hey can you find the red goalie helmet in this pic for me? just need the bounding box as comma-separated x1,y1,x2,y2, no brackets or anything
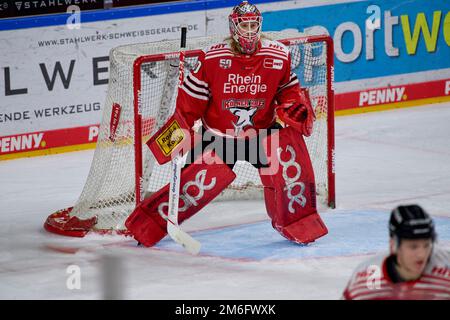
229,1,262,54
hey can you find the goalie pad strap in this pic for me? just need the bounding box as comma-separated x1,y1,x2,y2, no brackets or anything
258,126,328,243
125,151,236,247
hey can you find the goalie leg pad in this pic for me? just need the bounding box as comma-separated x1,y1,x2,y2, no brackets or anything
125,151,236,247
258,126,328,244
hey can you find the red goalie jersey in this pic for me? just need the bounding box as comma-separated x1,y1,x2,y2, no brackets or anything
177,38,304,137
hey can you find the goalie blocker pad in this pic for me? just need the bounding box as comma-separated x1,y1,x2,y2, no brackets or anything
125,151,236,247
147,109,195,165
259,126,328,244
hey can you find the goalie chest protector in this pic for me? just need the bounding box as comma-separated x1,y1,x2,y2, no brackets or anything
177,39,301,138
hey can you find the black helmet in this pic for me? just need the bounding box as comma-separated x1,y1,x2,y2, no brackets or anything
389,205,436,241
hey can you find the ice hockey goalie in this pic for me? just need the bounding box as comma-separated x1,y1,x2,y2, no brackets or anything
125,1,328,247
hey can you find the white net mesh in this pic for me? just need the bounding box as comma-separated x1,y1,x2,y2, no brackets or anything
62,32,333,233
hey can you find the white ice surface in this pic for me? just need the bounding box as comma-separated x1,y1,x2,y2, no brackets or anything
1,102,449,300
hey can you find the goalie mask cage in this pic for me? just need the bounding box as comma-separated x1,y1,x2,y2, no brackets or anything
44,32,335,237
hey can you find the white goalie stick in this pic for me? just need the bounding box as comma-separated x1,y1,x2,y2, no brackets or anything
166,26,201,255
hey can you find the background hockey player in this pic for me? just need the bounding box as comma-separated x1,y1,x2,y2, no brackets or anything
125,1,328,247
343,204,450,300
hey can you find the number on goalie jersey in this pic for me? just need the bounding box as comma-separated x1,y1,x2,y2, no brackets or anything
125,1,328,248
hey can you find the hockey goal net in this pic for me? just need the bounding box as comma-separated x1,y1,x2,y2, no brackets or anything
44,32,335,237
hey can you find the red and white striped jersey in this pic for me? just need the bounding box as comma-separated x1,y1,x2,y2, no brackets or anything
176,38,303,138
342,247,450,300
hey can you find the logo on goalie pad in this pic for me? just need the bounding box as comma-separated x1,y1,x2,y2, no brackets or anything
158,170,216,218
156,120,185,156
277,145,306,213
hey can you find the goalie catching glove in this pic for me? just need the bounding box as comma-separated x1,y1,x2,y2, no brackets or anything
275,88,315,137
